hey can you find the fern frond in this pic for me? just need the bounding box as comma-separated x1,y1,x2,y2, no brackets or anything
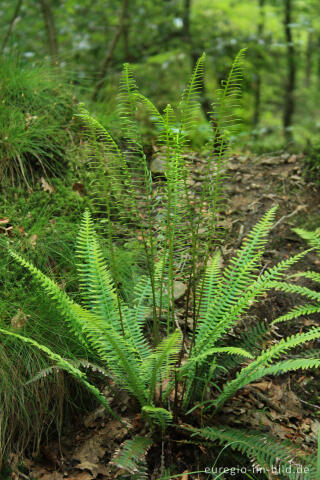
204,48,246,224
209,321,271,379
294,227,320,253
195,207,278,352
291,271,320,284
0,328,123,424
76,209,119,325
188,426,317,479
182,219,309,408
119,63,144,154
183,347,253,368
111,436,153,478
76,103,127,214
196,252,222,320
8,247,88,346
24,365,62,384
211,48,246,143
227,320,270,356
142,406,173,430
120,305,152,361
268,281,320,301
252,357,320,379
214,327,320,411
143,330,182,403
8,247,149,405
179,53,206,140
273,304,320,324
195,247,309,357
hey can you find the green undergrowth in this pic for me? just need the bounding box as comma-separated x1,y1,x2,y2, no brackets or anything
0,181,86,466
0,57,78,186
0,180,144,469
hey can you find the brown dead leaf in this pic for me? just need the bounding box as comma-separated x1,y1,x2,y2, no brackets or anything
72,182,85,196
310,420,320,438
179,471,190,480
29,470,64,480
76,462,96,473
30,233,38,248
73,435,106,477
250,381,270,393
66,473,94,480
283,391,302,417
83,405,107,428
40,473,64,480
0,217,9,224
288,154,297,163
11,309,28,329
40,177,55,193
76,461,110,478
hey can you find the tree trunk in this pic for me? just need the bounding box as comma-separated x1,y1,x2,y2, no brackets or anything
92,0,128,101
1,0,23,54
39,0,59,64
283,0,296,143
182,0,191,42
122,17,131,62
182,0,211,120
304,31,313,88
253,0,265,126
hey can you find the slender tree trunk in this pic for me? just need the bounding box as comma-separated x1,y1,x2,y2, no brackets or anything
1,0,23,54
39,0,59,64
318,35,320,79
183,0,191,42
122,4,131,62
253,0,265,126
304,31,313,88
283,0,296,143
92,0,128,101
182,0,211,120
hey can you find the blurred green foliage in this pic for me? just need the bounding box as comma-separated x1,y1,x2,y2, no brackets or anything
0,56,77,184
1,0,319,151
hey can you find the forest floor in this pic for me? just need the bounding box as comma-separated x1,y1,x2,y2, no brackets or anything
13,151,320,480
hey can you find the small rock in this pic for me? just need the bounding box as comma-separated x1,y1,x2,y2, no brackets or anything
150,156,166,174
281,152,290,161
288,154,297,163
174,281,187,301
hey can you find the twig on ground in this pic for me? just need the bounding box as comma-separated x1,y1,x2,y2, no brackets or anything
270,205,307,232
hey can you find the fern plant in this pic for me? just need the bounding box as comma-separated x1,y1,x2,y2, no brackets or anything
2,209,320,477
269,227,320,325
1,54,320,477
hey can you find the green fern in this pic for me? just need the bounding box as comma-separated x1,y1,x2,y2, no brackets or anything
111,436,153,479
76,51,246,340
271,227,320,325
293,227,320,253
3,208,320,473
3,53,320,476
186,425,317,479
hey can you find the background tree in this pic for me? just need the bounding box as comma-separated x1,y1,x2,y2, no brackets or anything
39,0,59,63
1,0,23,54
283,0,296,143
0,0,319,148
